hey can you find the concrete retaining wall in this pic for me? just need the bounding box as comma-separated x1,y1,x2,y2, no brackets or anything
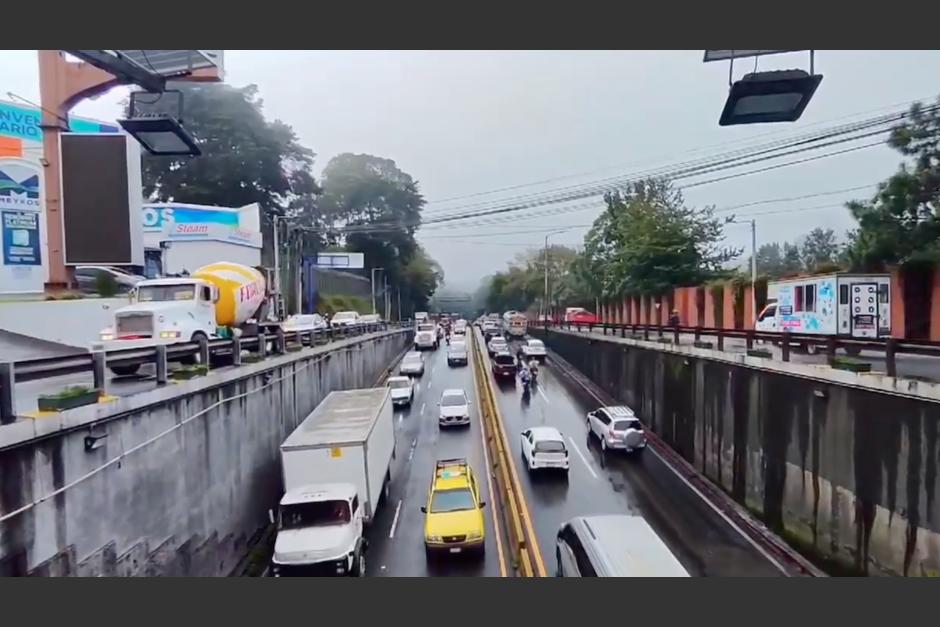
0,298,127,349
0,328,411,576
538,328,940,576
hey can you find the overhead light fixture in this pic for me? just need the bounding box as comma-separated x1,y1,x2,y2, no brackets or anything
118,115,201,156
719,69,823,126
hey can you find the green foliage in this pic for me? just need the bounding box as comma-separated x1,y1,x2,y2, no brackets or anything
800,228,840,271
844,98,940,271
137,84,320,231
94,271,118,297
581,179,739,297
40,385,94,400
318,294,372,316
483,245,585,314
319,153,440,316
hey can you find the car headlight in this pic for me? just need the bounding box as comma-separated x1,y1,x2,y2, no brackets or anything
466,530,483,540
99,331,114,341
159,330,181,339
426,535,443,543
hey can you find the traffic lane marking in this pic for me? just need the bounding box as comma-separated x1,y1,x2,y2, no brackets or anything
567,436,599,479
389,499,404,538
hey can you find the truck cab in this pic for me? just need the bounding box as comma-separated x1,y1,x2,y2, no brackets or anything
97,278,219,350
271,483,367,576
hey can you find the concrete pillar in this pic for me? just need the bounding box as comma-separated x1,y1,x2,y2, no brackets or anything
723,285,736,330
155,345,168,384
0,362,15,424
744,285,755,330
930,269,940,342
92,351,106,393
890,268,906,339
231,337,242,367
704,289,716,328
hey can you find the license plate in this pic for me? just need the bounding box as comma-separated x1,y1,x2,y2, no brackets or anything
449,547,462,554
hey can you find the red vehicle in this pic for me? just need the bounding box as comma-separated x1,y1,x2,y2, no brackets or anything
564,307,598,324
492,352,517,379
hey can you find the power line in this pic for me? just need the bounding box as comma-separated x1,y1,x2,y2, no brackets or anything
424,93,937,207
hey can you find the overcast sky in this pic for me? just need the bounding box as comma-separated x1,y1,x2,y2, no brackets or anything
5,50,940,291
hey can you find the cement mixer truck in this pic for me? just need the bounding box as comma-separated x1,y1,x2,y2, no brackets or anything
94,262,279,375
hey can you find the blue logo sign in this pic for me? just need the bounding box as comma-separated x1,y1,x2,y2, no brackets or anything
2,210,41,266
142,205,240,231
0,103,42,142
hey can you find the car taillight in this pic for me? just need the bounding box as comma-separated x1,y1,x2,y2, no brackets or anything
609,428,618,438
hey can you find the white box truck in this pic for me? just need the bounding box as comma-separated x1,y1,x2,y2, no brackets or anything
755,273,891,352
271,387,395,576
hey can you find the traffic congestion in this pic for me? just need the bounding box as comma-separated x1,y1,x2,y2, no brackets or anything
266,310,785,577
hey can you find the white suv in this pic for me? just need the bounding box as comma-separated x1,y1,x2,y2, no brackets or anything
586,406,646,454
520,427,569,473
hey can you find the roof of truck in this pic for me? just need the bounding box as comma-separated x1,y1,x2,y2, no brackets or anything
282,387,389,450
281,483,357,505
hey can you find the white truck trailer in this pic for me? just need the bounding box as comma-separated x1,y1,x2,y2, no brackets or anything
755,273,891,352
271,387,395,576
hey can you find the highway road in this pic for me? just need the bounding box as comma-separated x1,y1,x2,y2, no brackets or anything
484,334,785,577
568,327,940,382
366,342,505,576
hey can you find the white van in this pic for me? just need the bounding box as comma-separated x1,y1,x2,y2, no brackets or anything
755,274,891,343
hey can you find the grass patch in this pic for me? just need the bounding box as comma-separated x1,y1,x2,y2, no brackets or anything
37,386,99,411
747,348,772,359
829,357,871,373
171,364,209,380
693,340,714,349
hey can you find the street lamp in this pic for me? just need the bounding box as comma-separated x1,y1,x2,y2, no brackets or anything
371,267,385,315
542,228,574,322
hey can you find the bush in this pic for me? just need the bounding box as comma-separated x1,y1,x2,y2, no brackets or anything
94,271,119,297
318,293,372,316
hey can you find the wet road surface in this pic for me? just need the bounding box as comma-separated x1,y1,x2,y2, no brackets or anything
366,343,504,576
486,334,784,577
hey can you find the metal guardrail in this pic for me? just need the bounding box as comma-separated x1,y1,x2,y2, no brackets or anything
470,328,545,577
0,322,405,425
535,320,940,375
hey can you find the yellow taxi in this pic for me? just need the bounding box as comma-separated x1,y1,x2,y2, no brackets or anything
421,458,486,559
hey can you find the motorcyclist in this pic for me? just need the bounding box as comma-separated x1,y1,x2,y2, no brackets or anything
528,358,539,382
516,346,526,367
519,366,531,392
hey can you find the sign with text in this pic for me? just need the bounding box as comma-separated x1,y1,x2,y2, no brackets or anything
2,210,41,265
316,252,365,269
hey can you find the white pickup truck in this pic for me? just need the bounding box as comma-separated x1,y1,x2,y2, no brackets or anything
271,387,394,577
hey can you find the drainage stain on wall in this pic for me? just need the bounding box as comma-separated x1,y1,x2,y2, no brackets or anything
541,329,940,576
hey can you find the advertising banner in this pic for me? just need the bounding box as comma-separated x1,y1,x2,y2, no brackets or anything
2,210,41,265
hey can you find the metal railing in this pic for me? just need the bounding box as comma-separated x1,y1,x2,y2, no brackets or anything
1,322,405,425
533,320,940,375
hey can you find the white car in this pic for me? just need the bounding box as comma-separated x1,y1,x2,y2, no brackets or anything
438,389,471,427
331,311,361,328
400,351,425,377
281,313,327,337
586,406,647,454
520,427,569,473
487,336,508,356
360,313,382,324
447,340,468,366
387,376,415,406
521,339,547,360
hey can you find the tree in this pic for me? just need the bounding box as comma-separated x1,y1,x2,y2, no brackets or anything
319,153,439,313
137,83,320,239
800,227,840,272
845,98,940,270
580,179,739,297
782,242,803,276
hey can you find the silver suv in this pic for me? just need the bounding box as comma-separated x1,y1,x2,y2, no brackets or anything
556,515,689,577
586,406,646,453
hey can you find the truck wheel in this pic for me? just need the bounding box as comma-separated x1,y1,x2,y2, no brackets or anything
806,343,819,355
355,552,367,577
110,364,141,377
844,346,862,357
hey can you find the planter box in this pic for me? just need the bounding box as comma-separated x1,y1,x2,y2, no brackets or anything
654,337,672,344
172,365,209,381
285,343,304,353
829,357,871,373
747,348,772,359
38,389,99,412
243,354,265,364
693,340,714,349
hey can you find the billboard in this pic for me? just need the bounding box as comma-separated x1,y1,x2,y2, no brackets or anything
61,134,144,266
315,252,365,269
2,210,41,265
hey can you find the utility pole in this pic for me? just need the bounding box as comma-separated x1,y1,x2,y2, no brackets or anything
397,287,402,322
750,219,757,324
384,276,390,321
371,267,384,315
273,215,282,318
543,228,573,321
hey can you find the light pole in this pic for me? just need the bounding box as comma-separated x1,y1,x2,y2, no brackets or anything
542,228,574,322
371,267,385,315
730,218,758,324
